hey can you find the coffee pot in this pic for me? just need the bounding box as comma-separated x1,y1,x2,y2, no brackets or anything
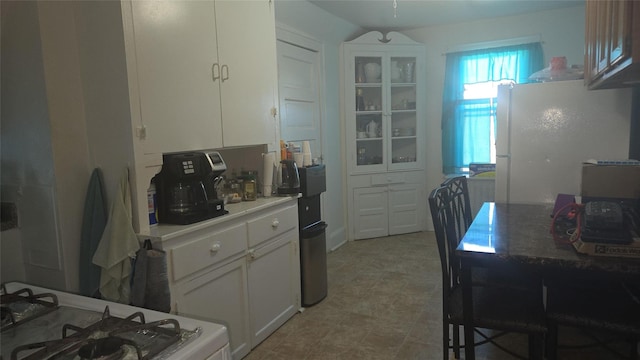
276,159,301,195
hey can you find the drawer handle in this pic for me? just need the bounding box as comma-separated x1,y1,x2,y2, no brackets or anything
272,219,279,228
210,242,221,254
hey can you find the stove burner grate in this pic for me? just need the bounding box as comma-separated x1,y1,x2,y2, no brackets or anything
11,306,187,360
1,284,59,332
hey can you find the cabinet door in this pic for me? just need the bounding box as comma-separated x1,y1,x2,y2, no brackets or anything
388,183,424,235
353,187,388,240
247,233,300,347
351,53,386,173
128,0,223,154
215,0,277,147
347,49,424,174
389,55,419,171
175,258,251,360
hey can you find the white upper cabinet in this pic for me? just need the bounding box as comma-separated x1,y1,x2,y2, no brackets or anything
128,0,224,154
215,0,278,148
124,0,278,154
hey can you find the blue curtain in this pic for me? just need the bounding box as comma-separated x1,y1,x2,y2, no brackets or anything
441,42,543,174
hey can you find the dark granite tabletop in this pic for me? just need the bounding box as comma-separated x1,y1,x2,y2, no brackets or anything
456,202,640,276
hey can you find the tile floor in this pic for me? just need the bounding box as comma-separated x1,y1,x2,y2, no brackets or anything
245,232,637,360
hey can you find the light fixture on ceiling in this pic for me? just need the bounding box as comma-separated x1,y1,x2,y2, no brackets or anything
393,0,398,18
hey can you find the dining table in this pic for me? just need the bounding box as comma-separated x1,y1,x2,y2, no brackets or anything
456,202,640,360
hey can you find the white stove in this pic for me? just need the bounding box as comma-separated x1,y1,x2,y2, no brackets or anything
1,282,230,360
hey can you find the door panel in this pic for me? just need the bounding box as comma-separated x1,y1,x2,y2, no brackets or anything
353,187,388,239
277,40,321,157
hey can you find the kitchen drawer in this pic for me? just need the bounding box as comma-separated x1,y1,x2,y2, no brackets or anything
247,204,298,248
170,223,247,281
370,173,406,186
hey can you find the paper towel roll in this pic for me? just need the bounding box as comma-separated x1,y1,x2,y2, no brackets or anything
303,153,312,167
293,153,304,167
262,152,276,197
302,141,311,154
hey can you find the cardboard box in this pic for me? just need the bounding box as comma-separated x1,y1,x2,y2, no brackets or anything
469,163,496,178
581,164,640,199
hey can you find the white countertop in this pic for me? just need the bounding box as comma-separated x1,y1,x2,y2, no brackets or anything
138,195,299,242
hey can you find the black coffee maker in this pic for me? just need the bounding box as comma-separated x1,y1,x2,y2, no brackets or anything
155,152,227,225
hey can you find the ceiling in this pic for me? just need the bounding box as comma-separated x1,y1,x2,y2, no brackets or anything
308,0,584,31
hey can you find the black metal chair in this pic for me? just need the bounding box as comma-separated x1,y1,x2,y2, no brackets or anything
441,176,473,237
545,276,640,359
440,176,541,292
429,185,547,360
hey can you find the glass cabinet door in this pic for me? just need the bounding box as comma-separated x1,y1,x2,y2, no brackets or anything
389,56,417,168
354,56,384,167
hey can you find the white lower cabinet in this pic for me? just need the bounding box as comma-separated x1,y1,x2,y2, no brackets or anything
351,173,426,240
248,234,299,346
158,198,300,360
176,258,250,359
246,203,300,347
353,187,389,239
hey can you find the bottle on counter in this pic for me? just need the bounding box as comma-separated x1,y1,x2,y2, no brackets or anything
242,171,257,201
147,181,157,225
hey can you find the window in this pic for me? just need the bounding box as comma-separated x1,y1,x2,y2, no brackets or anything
441,43,543,174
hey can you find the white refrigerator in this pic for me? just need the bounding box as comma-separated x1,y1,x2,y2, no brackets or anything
495,80,632,204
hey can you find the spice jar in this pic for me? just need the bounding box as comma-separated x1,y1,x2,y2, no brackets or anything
242,171,257,201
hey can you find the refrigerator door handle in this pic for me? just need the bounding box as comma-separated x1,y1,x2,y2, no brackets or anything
496,154,510,158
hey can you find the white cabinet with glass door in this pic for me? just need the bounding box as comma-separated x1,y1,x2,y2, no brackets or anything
342,31,427,240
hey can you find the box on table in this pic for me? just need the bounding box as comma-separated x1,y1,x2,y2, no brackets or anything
581,163,640,200
469,163,496,178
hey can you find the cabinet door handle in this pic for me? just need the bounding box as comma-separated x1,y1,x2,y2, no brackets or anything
210,242,221,254
248,249,256,260
221,64,229,82
272,219,280,228
212,63,220,81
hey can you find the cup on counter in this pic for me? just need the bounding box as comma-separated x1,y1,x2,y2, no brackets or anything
303,153,312,167
293,152,304,167
302,141,311,154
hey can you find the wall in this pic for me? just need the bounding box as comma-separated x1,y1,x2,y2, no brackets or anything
276,2,587,236
1,1,92,291
275,1,361,250
404,5,587,229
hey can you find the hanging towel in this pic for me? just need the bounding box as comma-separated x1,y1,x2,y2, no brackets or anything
92,168,140,304
79,168,107,297
131,239,171,313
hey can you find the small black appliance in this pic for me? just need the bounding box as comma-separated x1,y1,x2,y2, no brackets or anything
155,152,227,225
276,159,300,195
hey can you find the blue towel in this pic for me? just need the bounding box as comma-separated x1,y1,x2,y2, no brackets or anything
79,168,107,297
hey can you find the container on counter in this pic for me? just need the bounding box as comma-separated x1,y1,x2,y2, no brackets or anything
147,182,157,225
242,171,257,201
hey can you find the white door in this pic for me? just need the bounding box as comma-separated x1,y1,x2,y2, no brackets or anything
277,40,322,159
353,187,389,240
388,183,421,235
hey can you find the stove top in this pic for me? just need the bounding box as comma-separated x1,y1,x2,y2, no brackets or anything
1,283,229,360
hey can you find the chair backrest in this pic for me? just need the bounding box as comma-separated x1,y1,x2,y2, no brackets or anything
428,186,460,295
441,176,473,242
